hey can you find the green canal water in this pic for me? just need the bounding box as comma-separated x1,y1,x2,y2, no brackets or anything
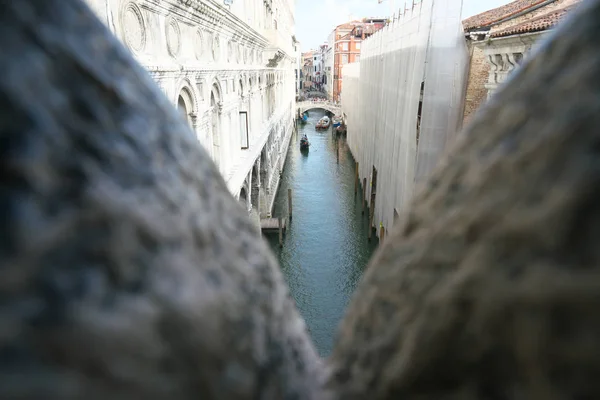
266,109,378,357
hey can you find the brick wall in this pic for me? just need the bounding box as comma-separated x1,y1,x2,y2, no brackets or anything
463,44,489,124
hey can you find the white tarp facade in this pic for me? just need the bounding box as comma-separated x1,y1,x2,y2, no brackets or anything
342,0,468,238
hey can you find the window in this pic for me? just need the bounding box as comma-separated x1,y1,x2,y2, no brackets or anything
342,42,349,51
356,42,361,50
239,111,249,149
341,54,348,64
314,66,317,72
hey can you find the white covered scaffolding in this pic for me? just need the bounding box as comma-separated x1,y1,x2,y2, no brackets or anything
341,0,468,238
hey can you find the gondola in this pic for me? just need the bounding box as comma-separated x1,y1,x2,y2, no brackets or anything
300,134,310,150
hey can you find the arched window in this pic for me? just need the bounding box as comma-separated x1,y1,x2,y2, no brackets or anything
239,79,249,149
177,87,194,127
178,95,187,119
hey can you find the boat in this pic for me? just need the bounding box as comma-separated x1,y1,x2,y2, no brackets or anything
300,134,310,150
298,111,309,125
315,116,331,130
332,115,342,128
336,123,347,135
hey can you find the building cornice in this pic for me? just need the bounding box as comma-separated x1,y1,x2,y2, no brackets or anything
472,30,545,49
165,0,270,48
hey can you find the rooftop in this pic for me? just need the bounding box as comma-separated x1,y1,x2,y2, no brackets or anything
463,0,552,31
490,2,576,37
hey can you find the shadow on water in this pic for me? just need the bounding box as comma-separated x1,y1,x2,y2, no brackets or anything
265,109,378,357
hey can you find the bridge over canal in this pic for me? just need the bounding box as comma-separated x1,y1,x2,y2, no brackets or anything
297,100,341,115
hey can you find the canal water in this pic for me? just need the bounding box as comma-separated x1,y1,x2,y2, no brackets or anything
266,109,378,357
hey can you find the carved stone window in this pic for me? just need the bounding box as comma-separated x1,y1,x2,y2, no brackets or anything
213,35,221,62
121,2,146,53
166,17,181,58
227,41,233,62
195,29,204,60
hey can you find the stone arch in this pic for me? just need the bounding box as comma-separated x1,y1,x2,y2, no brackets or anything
211,78,224,99
251,161,260,212
239,185,248,204
260,146,269,193
210,80,223,169
176,80,197,127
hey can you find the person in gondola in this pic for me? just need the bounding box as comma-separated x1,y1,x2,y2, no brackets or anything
300,134,309,149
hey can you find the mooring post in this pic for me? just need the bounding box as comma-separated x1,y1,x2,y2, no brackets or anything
354,162,359,196
288,188,293,220
337,140,340,164
278,217,283,248
368,214,373,242
380,223,385,245
362,177,367,215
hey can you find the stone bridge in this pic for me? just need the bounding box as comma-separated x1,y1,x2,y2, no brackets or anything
297,100,341,115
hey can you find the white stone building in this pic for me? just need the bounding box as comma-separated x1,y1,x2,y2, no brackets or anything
295,41,302,96
324,32,334,99
85,0,297,222
313,44,327,88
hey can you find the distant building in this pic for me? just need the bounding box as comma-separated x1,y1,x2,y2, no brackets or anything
302,50,314,89
463,0,581,123
295,38,302,96
324,43,334,98
326,18,386,102
314,45,324,90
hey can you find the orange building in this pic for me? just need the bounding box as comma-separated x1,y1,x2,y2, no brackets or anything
327,18,386,102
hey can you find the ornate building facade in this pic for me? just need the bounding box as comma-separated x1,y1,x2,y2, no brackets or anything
85,0,298,223
463,0,580,123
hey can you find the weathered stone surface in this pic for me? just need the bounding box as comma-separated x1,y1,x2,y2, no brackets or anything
4,0,600,398
0,1,322,399
327,0,600,398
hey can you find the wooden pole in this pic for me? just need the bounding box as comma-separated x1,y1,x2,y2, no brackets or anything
278,217,283,248
368,214,373,241
288,188,293,220
337,139,340,163
362,177,367,215
380,223,385,245
354,162,359,196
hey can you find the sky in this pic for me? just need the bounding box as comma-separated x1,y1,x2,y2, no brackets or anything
296,0,514,50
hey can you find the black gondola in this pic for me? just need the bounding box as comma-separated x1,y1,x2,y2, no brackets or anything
300,134,310,150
